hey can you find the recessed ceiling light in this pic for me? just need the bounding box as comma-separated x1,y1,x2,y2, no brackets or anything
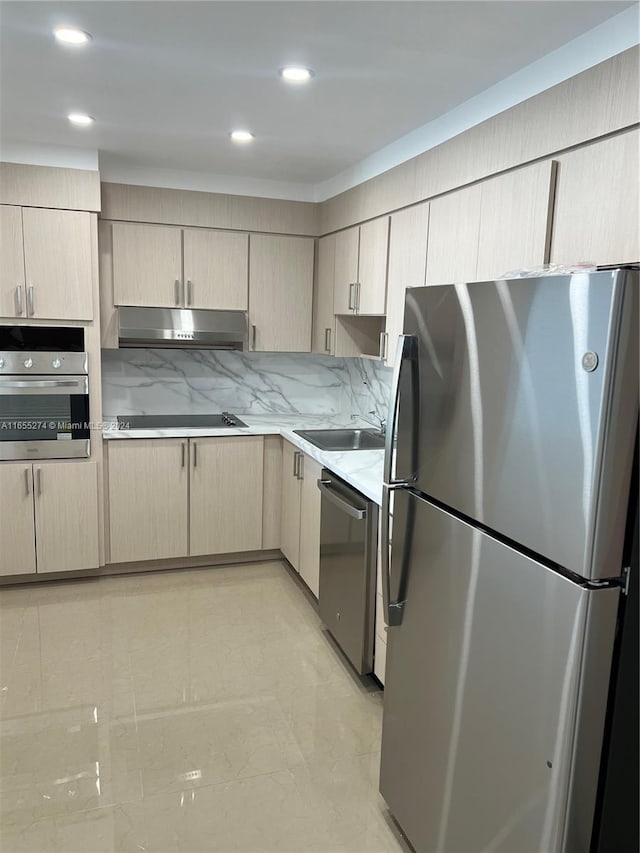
230,130,254,143
54,26,92,45
68,113,94,127
280,66,314,83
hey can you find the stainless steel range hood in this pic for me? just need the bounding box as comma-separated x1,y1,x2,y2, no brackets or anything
118,307,247,350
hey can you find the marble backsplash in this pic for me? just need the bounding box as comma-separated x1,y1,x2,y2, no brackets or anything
101,349,392,421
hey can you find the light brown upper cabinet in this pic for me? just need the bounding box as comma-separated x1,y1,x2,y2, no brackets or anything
249,234,314,352
357,217,390,314
475,160,556,281
312,234,336,355
426,161,555,286
384,203,429,367
426,184,482,286
111,221,249,311
0,206,93,321
0,205,25,318
112,221,182,308
189,436,263,557
333,227,360,314
183,229,248,310
551,129,640,266
22,209,94,321
333,218,389,315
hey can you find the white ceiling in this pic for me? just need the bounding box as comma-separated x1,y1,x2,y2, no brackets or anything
0,1,636,200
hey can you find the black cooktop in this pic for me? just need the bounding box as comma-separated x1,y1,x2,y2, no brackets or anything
117,413,248,429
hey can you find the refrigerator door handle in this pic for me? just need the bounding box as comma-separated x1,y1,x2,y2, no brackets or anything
384,333,418,485
381,484,406,626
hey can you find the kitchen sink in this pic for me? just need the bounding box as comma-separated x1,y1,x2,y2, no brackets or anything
293,428,385,451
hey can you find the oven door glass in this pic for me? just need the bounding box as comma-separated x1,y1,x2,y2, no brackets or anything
0,376,90,456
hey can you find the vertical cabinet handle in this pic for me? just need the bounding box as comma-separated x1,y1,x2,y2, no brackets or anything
181,442,186,468
15,285,23,316
174,279,181,306
192,442,198,468
348,283,355,311
36,467,42,497
324,327,332,353
252,324,257,350
24,467,31,496
297,453,304,481
27,286,35,317
292,450,298,478
186,280,193,306
379,332,388,360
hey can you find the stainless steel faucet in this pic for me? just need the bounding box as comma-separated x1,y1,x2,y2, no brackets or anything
352,410,386,437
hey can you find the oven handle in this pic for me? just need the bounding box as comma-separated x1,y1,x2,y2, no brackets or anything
0,377,89,395
317,478,366,520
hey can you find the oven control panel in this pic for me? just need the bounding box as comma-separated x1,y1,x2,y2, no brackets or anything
0,352,89,375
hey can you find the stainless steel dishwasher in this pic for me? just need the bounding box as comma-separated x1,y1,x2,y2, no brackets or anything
317,470,378,675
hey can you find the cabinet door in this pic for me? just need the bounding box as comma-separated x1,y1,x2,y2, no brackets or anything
333,226,360,314
108,439,188,564
551,130,640,266
476,160,556,281
312,234,336,355
189,436,264,556
22,208,93,321
34,462,99,573
298,454,322,597
426,184,482,285
183,228,249,311
357,216,389,314
112,222,182,308
0,205,25,319
0,464,36,576
249,234,314,352
280,441,302,569
385,203,429,367
262,436,282,550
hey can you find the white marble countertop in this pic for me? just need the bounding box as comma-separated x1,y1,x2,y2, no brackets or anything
103,414,385,504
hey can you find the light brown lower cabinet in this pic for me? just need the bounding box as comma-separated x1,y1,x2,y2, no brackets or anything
280,441,302,568
107,436,264,564
298,454,322,597
35,462,100,574
189,436,263,556
280,441,322,597
0,463,36,576
108,439,189,564
0,461,99,576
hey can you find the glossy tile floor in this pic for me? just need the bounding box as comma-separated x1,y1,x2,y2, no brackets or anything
1,561,410,853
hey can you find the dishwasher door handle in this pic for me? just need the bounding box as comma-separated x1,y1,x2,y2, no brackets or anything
317,479,366,520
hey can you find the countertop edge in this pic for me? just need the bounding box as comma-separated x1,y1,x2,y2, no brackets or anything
102,420,384,505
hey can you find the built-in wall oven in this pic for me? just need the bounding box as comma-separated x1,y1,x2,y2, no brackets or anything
0,326,90,460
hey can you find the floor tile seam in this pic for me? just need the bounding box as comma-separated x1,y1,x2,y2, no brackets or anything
136,759,312,803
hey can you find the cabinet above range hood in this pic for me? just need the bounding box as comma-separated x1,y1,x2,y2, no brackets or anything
117,307,247,350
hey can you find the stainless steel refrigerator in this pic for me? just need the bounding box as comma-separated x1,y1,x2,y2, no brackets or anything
379,268,638,853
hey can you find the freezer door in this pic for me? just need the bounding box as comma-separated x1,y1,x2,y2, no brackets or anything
379,491,619,853
395,269,638,579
